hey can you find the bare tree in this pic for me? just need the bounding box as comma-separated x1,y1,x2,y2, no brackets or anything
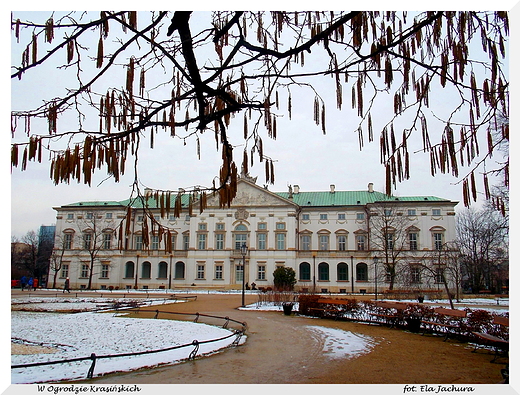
368,202,412,290
456,207,508,293
11,11,509,249
48,235,67,289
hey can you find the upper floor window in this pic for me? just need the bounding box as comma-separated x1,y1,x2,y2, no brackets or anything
408,209,416,216
258,222,267,230
409,233,418,251
301,235,311,251
151,235,160,250
356,234,366,251
234,224,248,250
432,209,441,216
198,223,207,231
135,235,143,250
216,223,225,230
83,233,92,249
103,233,112,249
276,233,286,250
433,233,443,250
197,234,207,250
276,222,286,230
384,209,392,216
67,213,74,220
356,213,365,220
86,212,94,220
63,232,73,249
216,234,225,250
338,213,346,220
106,213,113,219
319,235,329,250
302,214,310,221
320,214,328,221
257,233,267,250
337,235,347,251
385,232,394,250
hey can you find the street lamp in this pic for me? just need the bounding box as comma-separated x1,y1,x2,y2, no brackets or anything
240,243,248,307
312,251,317,293
374,256,379,300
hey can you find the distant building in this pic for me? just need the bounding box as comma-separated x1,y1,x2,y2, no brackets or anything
52,176,458,293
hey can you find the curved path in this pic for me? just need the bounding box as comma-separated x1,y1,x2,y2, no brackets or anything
77,293,504,384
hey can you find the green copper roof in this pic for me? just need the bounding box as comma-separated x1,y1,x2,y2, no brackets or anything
276,190,450,207
62,189,451,210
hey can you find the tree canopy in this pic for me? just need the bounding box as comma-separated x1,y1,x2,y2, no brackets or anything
11,11,509,236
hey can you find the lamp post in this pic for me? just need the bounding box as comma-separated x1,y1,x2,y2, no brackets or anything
168,253,172,289
374,256,379,300
240,243,248,307
350,256,354,294
312,251,317,293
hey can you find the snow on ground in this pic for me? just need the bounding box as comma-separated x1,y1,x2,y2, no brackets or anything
11,311,240,384
305,326,379,360
11,292,507,384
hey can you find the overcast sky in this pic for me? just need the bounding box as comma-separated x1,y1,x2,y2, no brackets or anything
9,6,515,239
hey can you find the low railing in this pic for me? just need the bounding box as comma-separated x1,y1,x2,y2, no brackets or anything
11,308,247,380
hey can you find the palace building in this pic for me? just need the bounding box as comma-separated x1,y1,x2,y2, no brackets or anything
52,176,458,293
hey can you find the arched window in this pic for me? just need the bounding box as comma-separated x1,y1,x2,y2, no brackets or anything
299,262,311,281
356,262,368,281
234,224,248,250
175,261,185,279
125,261,135,278
337,262,349,281
141,261,151,278
318,262,329,281
158,261,168,279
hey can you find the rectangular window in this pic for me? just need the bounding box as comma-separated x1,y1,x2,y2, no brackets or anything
257,233,267,250
302,214,310,221
103,233,111,249
337,235,347,251
199,223,207,230
81,264,89,278
216,223,225,230
410,266,421,283
64,233,73,249
197,265,205,279
183,235,190,250
106,213,112,219
432,209,441,216
435,267,445,283
258,265,266,280
216,234,224,250
408,209,416,216
84,233,92,250
61,264,69,278
236,265,244,282
101,264,109,278
385,233,394,250
86,212,94,219
215,265,223,280
171,235,176,250
135,235,143,250
301,235,311,251
258,222,267,230
197,234,207,250
384,209,392,216
434,233,443,250
409,233,418,250
276,233,285,250
320,214,328,221
276,222,286,230
356,235,366,251
67,213,74,220
151,235,160,250
319,235,329,250
356,213,365,220
338,213,346,220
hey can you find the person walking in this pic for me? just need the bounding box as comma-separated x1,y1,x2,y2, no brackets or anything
28,277,34,291
64,277,70,293
20,276,27,291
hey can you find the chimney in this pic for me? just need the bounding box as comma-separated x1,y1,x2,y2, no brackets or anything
293,185,300,194
330,184,335,193
368,183,374,193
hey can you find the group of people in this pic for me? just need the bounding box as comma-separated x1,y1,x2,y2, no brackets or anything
20,276,38,291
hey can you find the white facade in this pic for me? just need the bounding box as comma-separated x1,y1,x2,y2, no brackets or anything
53,178,458,293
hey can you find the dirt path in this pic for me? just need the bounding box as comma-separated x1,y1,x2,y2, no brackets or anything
77,293,505,385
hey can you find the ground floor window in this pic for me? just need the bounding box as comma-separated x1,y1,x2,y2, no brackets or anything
197,265,205,279
318,262,329,281
257,265,266,280
299,262,311,281
175,261,185,279
215,265,223,279
125,261,135,278
356,262,368,281
337,262,348,281
158,262,168,278
101,264,109,279
236,264,244,282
